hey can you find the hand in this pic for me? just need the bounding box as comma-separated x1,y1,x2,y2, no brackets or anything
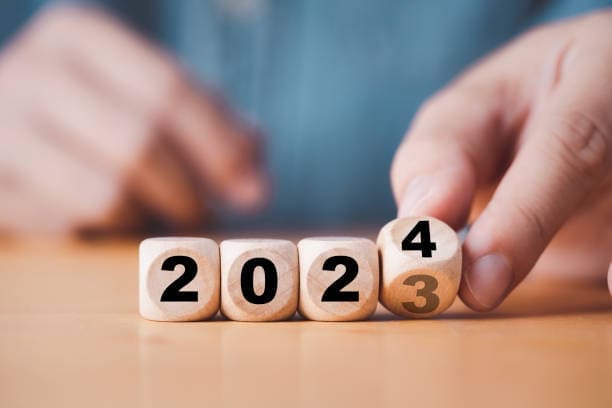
391,10,612,311
0,5,267,236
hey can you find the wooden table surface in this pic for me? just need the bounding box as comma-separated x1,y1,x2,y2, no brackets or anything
0,238,611,407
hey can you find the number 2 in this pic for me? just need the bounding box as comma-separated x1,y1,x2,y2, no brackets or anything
160,255,199,302
321,256,359,302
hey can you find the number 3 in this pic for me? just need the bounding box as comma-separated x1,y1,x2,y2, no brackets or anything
401,274,440,314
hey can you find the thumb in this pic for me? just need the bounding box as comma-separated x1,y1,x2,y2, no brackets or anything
460,58,612,310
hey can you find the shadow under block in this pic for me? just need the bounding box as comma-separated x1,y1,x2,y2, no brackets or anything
377,216,461,318
220,239,298,321
139,237,220,321
298,237,379,321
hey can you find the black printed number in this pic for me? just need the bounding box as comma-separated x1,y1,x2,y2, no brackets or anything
401,274,440,314
401,220,437,258
160,256,199,302
321,256,359,302
241,257,278,304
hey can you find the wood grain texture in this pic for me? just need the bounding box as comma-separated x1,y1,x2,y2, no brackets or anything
378,216,461,318
298,237,379,321
220,239,298,321
0,237,610,408
139,237,219,321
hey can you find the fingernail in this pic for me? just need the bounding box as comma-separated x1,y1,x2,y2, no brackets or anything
464,253,513,310
397,175,434,217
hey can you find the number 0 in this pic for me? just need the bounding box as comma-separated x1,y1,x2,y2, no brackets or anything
241,257,278,304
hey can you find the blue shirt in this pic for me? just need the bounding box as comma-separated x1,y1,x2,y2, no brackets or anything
1,0,610,229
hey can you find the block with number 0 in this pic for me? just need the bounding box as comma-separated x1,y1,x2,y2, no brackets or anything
377,216,461,318
220,239,299,321
298,237,379,321
139,237,220,321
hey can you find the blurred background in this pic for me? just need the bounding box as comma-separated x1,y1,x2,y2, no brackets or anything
0,0,609,236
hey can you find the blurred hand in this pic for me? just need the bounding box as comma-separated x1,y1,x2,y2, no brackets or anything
391,10,612,311
0,5,267,236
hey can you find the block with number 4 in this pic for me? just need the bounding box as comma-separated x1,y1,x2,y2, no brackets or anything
377,216,461,318
220,239,299,321
139,237,220,321
298,237,379,321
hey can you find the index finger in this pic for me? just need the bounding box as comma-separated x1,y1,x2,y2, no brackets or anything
27,4,268,210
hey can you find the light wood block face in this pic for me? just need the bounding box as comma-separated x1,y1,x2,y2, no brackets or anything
220,239,298,322
298,237,379,321
139,237,220,321
377,216,461,318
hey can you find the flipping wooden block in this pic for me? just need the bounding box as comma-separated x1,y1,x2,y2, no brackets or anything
377,216,461,318
139,237,220,321
220,239,298,321
298,237,379,321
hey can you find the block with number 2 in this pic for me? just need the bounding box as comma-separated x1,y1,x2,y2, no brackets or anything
298,237,379,321
139,237,220,321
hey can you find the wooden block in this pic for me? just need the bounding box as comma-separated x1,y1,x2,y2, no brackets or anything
220,239,298,321
377,216,461,318
139,237,220,321
298,237,379,321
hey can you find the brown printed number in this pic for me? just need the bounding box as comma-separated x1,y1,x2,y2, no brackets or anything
401,274,440,313
401,220,439,313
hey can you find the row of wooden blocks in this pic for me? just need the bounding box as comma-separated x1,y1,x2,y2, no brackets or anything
139,216,462,322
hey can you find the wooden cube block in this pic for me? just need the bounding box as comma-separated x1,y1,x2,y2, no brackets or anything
377,216,461,318
220,239,298,321
139,237,220,321
298,237,379,321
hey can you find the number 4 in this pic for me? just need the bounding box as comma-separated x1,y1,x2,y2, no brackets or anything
401,220,437,258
